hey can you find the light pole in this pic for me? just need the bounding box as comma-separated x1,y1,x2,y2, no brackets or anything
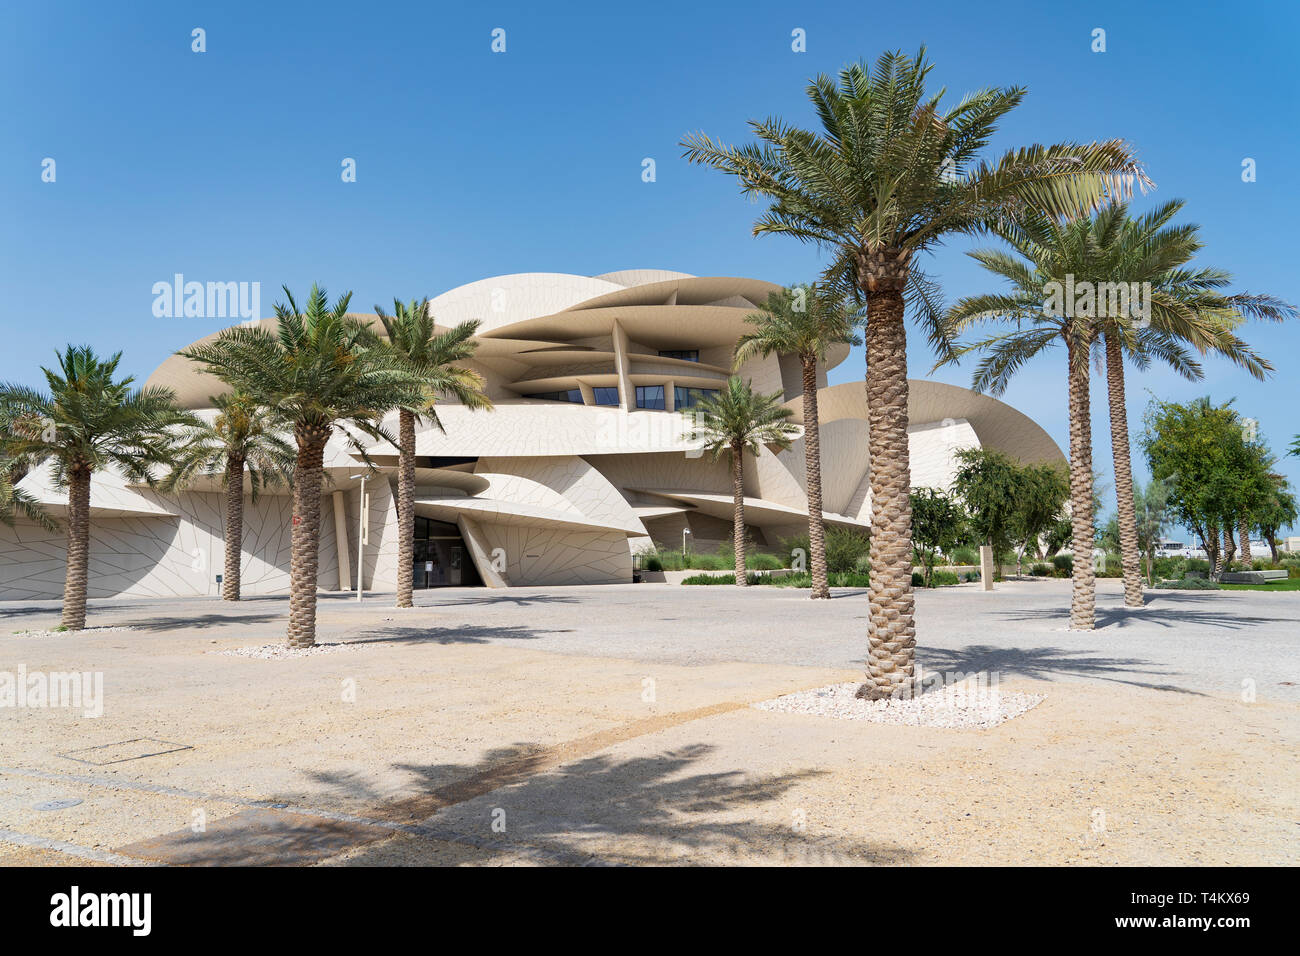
682,527,691,554
350,473,367,602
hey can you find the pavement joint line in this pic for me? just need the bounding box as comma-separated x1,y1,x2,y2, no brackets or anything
0,827,147,866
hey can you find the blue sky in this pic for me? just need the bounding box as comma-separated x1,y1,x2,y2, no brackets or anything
3,0,1297,536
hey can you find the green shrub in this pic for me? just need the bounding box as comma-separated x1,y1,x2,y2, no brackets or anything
1153,577,1221,590
681,572,740,585
1052,554,1073,577
1097,554,1123,578
779,527,870,574
1184,558,1211,572
930,569,960,587
641,553,663,572
747,552,785,571
949,547,977,566
1030,562,1052,576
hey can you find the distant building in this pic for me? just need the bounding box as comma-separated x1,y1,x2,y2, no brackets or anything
2,270,1064,597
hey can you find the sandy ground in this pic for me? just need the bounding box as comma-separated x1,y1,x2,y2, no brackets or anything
1,581,1296,866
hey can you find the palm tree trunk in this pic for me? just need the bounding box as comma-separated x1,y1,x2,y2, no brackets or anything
1222,525,1236,568
1103,333,1143,608
222,453,245,601
732,440,748,587
1066,338,1096,630
287,427,329,647
395,408,415,608
61,465,92,630
1205,521,1222,579
802,356,829,600
1238,518,1252,564
857,287,915,699
1268,535,1279,564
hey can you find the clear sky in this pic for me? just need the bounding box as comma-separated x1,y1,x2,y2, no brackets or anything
3,0,1297,536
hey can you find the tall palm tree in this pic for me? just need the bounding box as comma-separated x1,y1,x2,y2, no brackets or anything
940,213,1120,628
375,298,492,609
1082,201,1292,607
683,377,799,586
181,285,426,647
159,392,296,601
683,48,1146,696
0,346,192,629
734,284,860,599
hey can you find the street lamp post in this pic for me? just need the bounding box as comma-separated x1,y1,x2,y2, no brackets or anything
350,473,367,602
682,527,691,554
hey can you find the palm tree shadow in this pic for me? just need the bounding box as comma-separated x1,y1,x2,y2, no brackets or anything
999,596,1289,631
919,643,1206,696
298,743,914,866
346,624,545,646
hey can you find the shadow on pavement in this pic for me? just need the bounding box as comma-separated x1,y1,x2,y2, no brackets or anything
920,644,1206,696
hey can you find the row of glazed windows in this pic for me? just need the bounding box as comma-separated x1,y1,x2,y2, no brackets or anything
523,385,719,410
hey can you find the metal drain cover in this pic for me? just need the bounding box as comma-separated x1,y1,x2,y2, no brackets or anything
34,798,83,811
58,737,194,765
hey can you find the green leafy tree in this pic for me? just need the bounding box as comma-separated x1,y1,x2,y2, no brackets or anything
1009,463,1069,576
951,448,1022,584
1252,478,1297,564
1133,479,1172,583
682,47,1146,695
1141,396,1263,579
376,298,493,609
735,283,861,599
160,392,297,601
0,347,193,629
910,487,965,587
683,377,799,587
181,284,426,647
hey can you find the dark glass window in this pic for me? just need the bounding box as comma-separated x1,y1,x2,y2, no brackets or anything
674,386,719,410
592,386,620,406
635,385,665,410
523,389,583,403
658,349,699,362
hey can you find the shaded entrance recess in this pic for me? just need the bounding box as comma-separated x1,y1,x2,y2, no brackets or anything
413,517,483,588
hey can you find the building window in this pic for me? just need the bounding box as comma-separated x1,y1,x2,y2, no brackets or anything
674,386,719,410
635,385,665,410
658,349,699,362
523,389,583,403
592,386,620,406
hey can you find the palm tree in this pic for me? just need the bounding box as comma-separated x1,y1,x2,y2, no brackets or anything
683,377,799,586
1082,201,1292,607
734,284,861,599
682,48,1146,696
159,392,296,601
181,285,426,647
0,346,192,629
941,213,1116,628
375,298,492,609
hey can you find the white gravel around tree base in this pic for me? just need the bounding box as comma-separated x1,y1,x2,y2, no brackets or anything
753,682,1044,729
11,626,137,639
218,642,377,660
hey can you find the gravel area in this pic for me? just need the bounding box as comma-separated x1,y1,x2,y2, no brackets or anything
10,626,136,639
218,641,377,660
753,681,1045,728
